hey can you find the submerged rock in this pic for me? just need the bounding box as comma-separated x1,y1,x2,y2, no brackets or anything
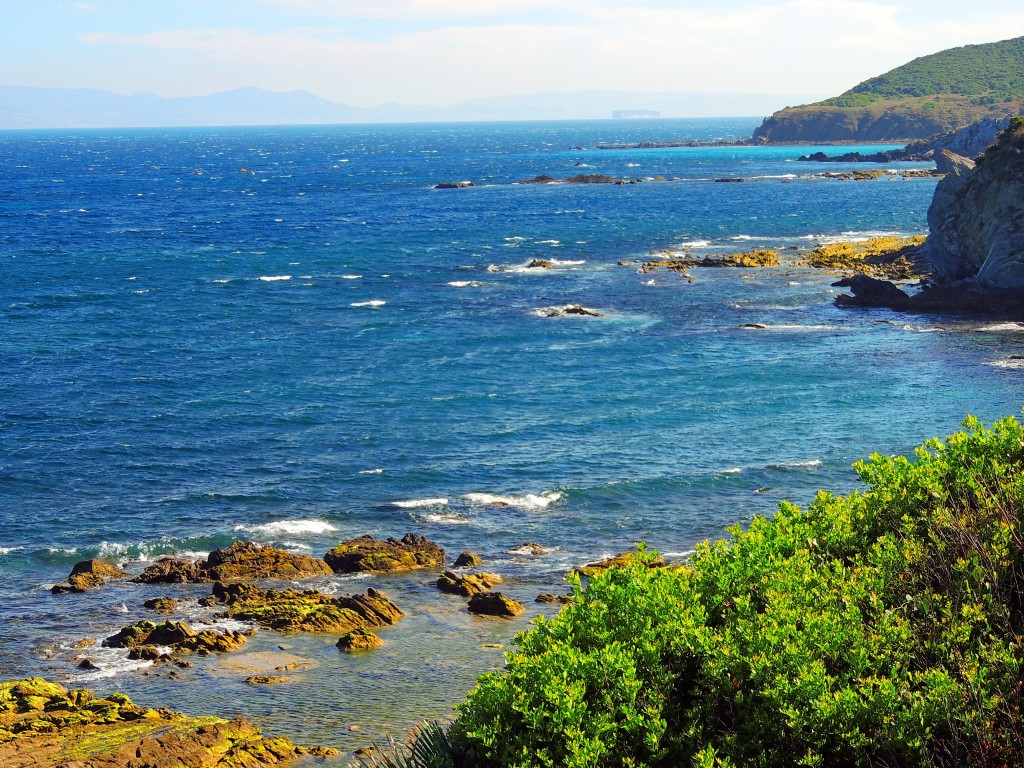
527,259,554,269
537,304,603,318
336,627,384,652
467,592,526,618
143,596,178,613
323,533,445,574
434,180,475,189
245,675,290,685
436,570,503,597
133,540,333,584
51,560,131,594
208,581,405,633
0,677,336,766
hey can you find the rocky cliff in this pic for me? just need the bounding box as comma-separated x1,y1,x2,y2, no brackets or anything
924,118,1024,289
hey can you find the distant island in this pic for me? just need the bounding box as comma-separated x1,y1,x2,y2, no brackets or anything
754,35,1024,143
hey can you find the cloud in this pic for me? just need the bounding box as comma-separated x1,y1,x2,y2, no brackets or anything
79,1,1024,105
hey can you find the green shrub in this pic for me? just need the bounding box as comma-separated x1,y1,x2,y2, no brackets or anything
442,415,1024,768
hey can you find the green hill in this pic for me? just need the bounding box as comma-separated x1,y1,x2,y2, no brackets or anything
754,36,1024,143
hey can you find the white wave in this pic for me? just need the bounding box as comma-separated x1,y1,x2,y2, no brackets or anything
448,280,483,287
625,163,640,168
730,235,755,241
258,275,291,282
771,459,823,469
900,324,946,333
977,322,1024,333
351,300,386,307
504,236,526,242
508,543,556,556
420,513,471,525
212,279,230,284
390,498,449,508
342,275,362,280
720,467,743,474
749,324,838,332
66,647,154,682
463,491,562,510
662,549,697,559
985,357,1024,369
0,546,24,555
234,519,338,536
537,239,561,246
676,239,710,248
359,468,384,474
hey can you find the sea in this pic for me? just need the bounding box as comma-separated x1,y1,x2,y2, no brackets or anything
2,117,1024,760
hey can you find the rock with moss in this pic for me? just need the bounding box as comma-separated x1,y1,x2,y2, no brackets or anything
0,677,336,767
336,628,385,653
467,592,526,618
453,550,483,567
133,541,333,584
436,570,503,597
51,560,131,594
102,620,251,656
208,581,404,633
640,249,779,272
799,235,927,279
323,533,444,574
143,597,178,613
575,551,666,578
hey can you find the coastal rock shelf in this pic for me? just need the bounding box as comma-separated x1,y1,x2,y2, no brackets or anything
133,540,333,584
323,533,445,574
0,677,336,767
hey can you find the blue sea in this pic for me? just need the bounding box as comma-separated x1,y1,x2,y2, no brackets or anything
2,117,1024,759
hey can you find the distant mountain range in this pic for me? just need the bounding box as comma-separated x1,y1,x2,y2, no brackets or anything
0,86,821,129
754,36,1024,143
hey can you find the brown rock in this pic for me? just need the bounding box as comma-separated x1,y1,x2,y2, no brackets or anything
51,560,131,594
143,597,178,613
208,582,405,633
467,592,526,618
244,675,289,685
576,551,666,578
453,550,483,567
509,542,548,556
336,628,384,652
536,593,574,605
323,533,444,574
527,259,554,269
102,620,251,655
436,570,503,597
133,541,333,584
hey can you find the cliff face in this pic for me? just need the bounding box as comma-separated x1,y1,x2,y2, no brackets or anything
924,118,1024,289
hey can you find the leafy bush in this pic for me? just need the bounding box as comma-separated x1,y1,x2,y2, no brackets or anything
440,415,1024,768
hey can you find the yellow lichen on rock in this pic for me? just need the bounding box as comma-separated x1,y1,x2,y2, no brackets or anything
798,235,926,278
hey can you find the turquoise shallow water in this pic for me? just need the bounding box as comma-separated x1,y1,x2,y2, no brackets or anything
2,118,1024,758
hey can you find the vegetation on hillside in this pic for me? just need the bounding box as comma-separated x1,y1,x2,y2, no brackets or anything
823,36,1024,106
358,414,1024,767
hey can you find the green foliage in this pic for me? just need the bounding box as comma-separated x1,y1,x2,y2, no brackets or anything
442,415,1024,767
831,36,1024,102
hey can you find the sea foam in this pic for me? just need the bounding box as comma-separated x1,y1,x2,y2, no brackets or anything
390,498,449,508
234,519,338,536
463,491,562,510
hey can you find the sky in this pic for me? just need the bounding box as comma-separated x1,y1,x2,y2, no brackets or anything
4,0,1024,107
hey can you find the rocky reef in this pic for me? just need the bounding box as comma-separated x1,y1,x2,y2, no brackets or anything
133,540,333,584
798,236,926,279
102,619,252,657
639,249,779,273
207,581,405,633
0,677,335,767
324,533,444,574
52,560,131,594
436,570,503,597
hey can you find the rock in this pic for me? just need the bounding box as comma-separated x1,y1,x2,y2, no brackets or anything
336,628,384,652
536,593,574,605
833,275,912,310
0,678,337,766
468,592,526,618
51,560,131,594
714,177,746,182
434,180,475,189
143,597,178,613
323,533,444,574
739,323,769,329
74,638,96,649
77,658,100,671
436,570,502,597
527,259,554,269
208,581,405,633
133,541,333,584
575,551,666,578
102,620,251,655
453,550,483,567
641,249,779,271
509,542,548,556
538,304,603,318
244,675,289,685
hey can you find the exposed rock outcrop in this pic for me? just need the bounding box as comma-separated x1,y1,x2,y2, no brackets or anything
536,304,603,318
575,551,666,578
0,677,335,767
133,541,333,584
453,550,483,567
467,592,526,618
336,628,384,652
436,570,503,597
51,560,131,594
207,581,404,633
102,620,252,656
324,533,444,574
